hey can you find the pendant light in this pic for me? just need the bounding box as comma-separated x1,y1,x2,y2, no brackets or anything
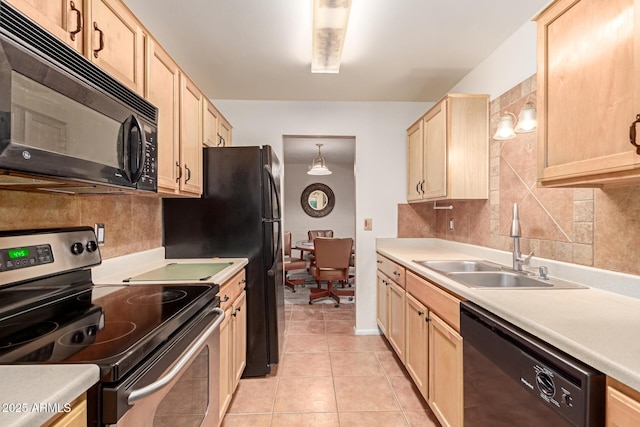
307,143,332,175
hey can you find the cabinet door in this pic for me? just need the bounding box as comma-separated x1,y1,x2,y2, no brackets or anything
423,100,447,199
6,0,84,53
179,74,203,196
607,383,640,427
146,38,180,194
407,119,424,201
87,0,145,94
537,0,640,186
203,101,219,147
231,290,247,390
405,293,428,400
387,280,406,363
218,114,232,147
219,307,232,420
376,270,389,336
45,395,86,427
429,312,463,427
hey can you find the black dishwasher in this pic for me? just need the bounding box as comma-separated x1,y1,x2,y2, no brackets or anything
461,302,605,427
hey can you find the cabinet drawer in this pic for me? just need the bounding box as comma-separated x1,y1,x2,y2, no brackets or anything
376,254,406,288
219,269,246,311
407,271,461,332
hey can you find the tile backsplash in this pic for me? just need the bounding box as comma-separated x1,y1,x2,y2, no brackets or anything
0,190,162,259
399,74,640,276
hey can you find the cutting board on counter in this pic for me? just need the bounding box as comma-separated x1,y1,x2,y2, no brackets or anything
124,262,233,282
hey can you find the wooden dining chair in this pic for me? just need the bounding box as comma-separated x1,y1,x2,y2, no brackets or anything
284,232,307,292
309,237,354,307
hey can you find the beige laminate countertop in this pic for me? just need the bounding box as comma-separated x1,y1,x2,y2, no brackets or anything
377,238,640,392
0,364,99,427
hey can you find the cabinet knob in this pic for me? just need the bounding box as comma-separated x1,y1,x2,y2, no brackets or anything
418,311,424,316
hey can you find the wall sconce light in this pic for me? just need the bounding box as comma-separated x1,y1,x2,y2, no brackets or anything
493,102,538,140
308,143,332,175
311,0,352,73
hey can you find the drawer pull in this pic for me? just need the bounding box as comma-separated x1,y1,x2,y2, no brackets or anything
630,114,640,155
93,22,104,58
418,311,424,316
222,295,230,302
69,1,83,41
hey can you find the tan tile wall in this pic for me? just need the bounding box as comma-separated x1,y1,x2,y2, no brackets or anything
398,74,640,276
0,189,162,259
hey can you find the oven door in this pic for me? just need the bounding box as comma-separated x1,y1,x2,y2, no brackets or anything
100,305,223,427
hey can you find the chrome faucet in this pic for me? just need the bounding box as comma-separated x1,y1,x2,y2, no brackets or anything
510,203,534,272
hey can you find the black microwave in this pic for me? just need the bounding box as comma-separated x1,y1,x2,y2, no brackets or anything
0,1,158,193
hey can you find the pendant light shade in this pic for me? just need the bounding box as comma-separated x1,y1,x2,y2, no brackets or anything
308,143,332,175
514,102,537,133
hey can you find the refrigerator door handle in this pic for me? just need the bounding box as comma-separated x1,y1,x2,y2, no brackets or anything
263,164,282,220
266,219,282,277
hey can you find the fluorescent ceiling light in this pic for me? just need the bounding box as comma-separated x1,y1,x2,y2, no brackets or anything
312,0,352,73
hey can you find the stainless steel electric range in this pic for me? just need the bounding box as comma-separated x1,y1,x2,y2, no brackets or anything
0,227,224,426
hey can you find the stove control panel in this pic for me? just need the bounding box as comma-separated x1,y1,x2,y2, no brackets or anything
0,227,101,286
0,244,53,272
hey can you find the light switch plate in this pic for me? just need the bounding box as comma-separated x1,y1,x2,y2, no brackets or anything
364,218,372,231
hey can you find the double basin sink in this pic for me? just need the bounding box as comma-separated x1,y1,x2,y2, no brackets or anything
413,260,586,290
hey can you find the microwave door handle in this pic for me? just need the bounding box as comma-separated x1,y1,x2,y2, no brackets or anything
128,307,225,404
128,115,146,184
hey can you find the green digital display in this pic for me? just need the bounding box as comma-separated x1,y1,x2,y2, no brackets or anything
8,248,29,259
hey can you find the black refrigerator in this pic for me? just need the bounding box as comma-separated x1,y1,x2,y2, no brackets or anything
163,145,284,377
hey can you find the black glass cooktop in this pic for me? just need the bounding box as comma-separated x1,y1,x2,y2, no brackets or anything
0,274,219,381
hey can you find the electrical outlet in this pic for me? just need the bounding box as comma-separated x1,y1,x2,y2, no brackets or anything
449,218,455,231
364,218,373,231
95,223,105,245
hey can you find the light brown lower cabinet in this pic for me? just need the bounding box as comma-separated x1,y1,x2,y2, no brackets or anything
405,293,428,400
429,312,463,427
218,270,247,422
43,394,86,427
607,377,640,427
387,279,406,363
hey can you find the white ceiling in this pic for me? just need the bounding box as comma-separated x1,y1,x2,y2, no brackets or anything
123,0,550,103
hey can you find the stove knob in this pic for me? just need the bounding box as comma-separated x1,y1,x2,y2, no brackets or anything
70,242,84,255
86,241,98,253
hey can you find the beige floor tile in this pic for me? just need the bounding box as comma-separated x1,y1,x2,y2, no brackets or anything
220,413,272,427
274,377,337,413
291,310,325,321
327,335,390,352
226,377,278,414
339,411,409,427
376,351,409,377
270,412,340,427
330,351,384,377
279,352,332,377
403,409,441,427
287,320,326,335
325,310,355,321
388,376,430,411
325,320,355,335
322,302,354,311
284,334,329,353
333,376,400,412
291,304,324,313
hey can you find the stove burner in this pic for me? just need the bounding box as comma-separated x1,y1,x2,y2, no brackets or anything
126,289,188,305
58,321,136,347
0,321,59,349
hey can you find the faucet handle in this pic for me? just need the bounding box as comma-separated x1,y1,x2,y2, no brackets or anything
522,251,534,265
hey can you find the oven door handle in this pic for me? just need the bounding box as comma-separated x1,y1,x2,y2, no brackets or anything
127,307,224,405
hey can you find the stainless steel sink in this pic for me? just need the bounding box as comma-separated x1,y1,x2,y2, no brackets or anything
447,271,586,289
413,260,504,274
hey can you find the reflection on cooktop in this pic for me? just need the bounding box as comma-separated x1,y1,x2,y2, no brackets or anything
126,289,188,305
58,321,135,347
0,321,58,349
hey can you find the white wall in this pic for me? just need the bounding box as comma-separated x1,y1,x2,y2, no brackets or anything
283,162,355,245
211,100,428,333
450,22,538,100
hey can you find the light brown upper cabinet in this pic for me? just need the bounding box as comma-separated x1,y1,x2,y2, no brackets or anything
203,100,220,148
5,0,85,53
218,113,233,147
146,37,180,194
86,0,145,95
178,73,204,196
536,0,640,187
407,94,489,202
